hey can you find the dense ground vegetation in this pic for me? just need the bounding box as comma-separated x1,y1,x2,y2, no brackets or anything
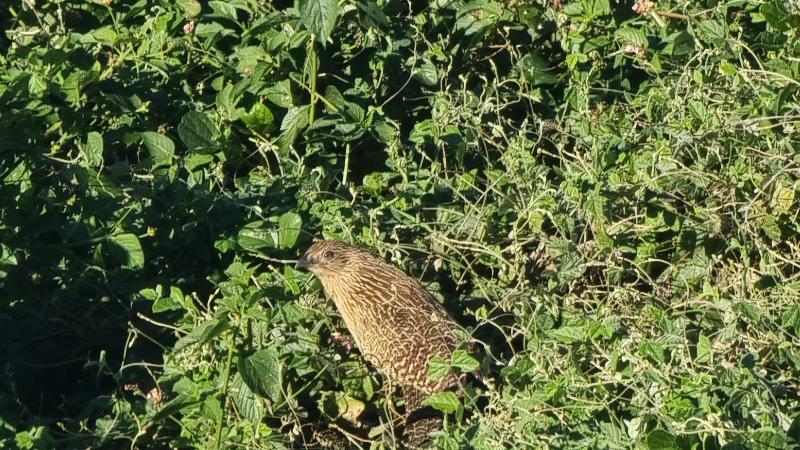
2,0,800,448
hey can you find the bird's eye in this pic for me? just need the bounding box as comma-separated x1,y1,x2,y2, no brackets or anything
322,250,335,260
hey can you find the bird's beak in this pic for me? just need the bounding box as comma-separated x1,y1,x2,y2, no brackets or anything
295,252,312,270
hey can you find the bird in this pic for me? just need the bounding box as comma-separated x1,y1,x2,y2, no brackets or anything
296,240,464,447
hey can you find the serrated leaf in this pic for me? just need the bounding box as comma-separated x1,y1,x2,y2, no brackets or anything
298,0,340,45
238,348,282,402
108,233,144,269
427,355,450,381
178,111,219,154
142,132,175,165
278,105,309,153
422,391,460,414
615,28,648,48
232,373,266,423
451,350,479,372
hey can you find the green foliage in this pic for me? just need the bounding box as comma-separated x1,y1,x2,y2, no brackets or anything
1,0,799,449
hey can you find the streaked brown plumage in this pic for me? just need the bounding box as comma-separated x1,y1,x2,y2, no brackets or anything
297,240,462,446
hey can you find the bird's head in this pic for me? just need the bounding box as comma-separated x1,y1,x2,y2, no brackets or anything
296,240,357,280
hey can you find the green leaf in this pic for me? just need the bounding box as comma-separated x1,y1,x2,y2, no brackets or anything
695,333,712,364
152,295,182,313
142,132,175,165
427,355,450,381
772,185,795,215
238,221,277,250
83,132,104,168
108,233,144,269
546,325,587,344
644,429,680,450
615,28,648,48
760,2,800,32
583,0,611,19
28,73,47,97
202,396,223,423
519,54,557,85
178,0,202,17
782,305,800,336
238,348,282,402
178,111,219,154
451,350,479,372
242,103,275,133
231,373,266,423
694,19,726,44
749,428,787,450
277,212,302,248
414,60,439,87
422,391,460,414
298,0,340,45
174,318,230,350
277,105,309,153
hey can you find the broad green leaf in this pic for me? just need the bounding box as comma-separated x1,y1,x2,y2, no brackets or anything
142,132,175,165
202,396,222,423
83,132,104,168
583,0,610,18
0,243,18,278
178,111,218,154
108,233,144,269
277,212,302,248
422,391,460,414
238,221,277,250
178,0,202,17
242,103,275,133
695,334,712,364
414,60,439,87
277,105,309,153
782,305,800,336
427,356,450,381
644,429,680,450
174,318,230,350
298,0,340,44
546,325,587,344
209,1,238,20
615,28,648,48
28,73,47,96
451,350,479,372
232,373,266,423
238,348,282,402
749,428,787,450
519,54,557,85
772,185,795,215
152,295,182,313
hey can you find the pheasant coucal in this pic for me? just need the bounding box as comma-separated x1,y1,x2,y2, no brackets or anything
296,240,465,447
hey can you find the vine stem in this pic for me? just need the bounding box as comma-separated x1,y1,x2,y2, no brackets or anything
308,37,318,126
213,323,239,450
